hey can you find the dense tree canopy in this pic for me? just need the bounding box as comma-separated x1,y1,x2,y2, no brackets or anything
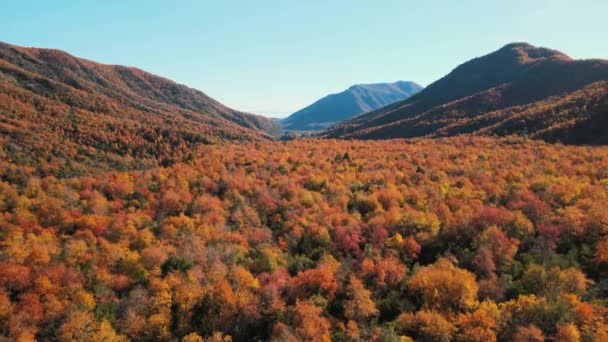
1,136,608,340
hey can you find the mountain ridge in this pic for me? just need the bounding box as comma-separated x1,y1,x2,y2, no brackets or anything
0,42,281,178
2,43,280,135
282,80,422,131
323,43,608,142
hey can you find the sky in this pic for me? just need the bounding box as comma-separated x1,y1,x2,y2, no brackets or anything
2,1,607,118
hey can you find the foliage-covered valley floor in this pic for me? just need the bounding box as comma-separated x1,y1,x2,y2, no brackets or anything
2,137,608,341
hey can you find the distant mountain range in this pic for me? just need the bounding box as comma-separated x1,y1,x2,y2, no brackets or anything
0,42,280,177
324,43,608,144
282,81,422,131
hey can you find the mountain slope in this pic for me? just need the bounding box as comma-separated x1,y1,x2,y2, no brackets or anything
0,42,280,178
324,43,608,143
282,81,422,130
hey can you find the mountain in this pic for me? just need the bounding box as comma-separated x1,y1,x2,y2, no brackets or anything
282,81,422,131
324,43,608,143
0,42,281,178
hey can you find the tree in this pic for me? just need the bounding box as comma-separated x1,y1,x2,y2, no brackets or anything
343,276,378,323
57,311,99,342
182,332,205,342
402,235,421,261
511,325,544,342
291,265,338,300
593,239,608,272
161,255,193,276
270,322,298,342
0,263,32,292
396,310,456,342
191,280,237,337
555,323,581,342
294,300,331,342
408,258,479,312
455,300,500,342
519,265,591,298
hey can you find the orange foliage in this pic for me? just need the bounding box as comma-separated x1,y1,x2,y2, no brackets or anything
0,136,607,339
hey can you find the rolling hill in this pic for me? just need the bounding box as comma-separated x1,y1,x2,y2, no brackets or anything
324,43,608,143
0,42,281,179
282,81,422,131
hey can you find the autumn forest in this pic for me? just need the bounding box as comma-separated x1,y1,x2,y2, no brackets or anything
0,28,608,342
1,136,608,341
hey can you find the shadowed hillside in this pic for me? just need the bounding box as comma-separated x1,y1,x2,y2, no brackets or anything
324,43,608,143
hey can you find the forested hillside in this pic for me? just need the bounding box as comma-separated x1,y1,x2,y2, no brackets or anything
0,42,280,180
324,43,608,143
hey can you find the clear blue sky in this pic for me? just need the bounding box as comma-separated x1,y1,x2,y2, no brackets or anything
2,0,607,117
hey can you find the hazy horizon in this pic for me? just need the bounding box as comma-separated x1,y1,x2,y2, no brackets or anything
2,0,607,117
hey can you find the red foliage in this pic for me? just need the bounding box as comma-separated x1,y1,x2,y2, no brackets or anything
403,235,422,260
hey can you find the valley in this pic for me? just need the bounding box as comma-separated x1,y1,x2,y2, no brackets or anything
0,40,607,341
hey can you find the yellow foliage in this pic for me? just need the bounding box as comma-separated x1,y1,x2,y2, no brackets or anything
408,258,479,312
